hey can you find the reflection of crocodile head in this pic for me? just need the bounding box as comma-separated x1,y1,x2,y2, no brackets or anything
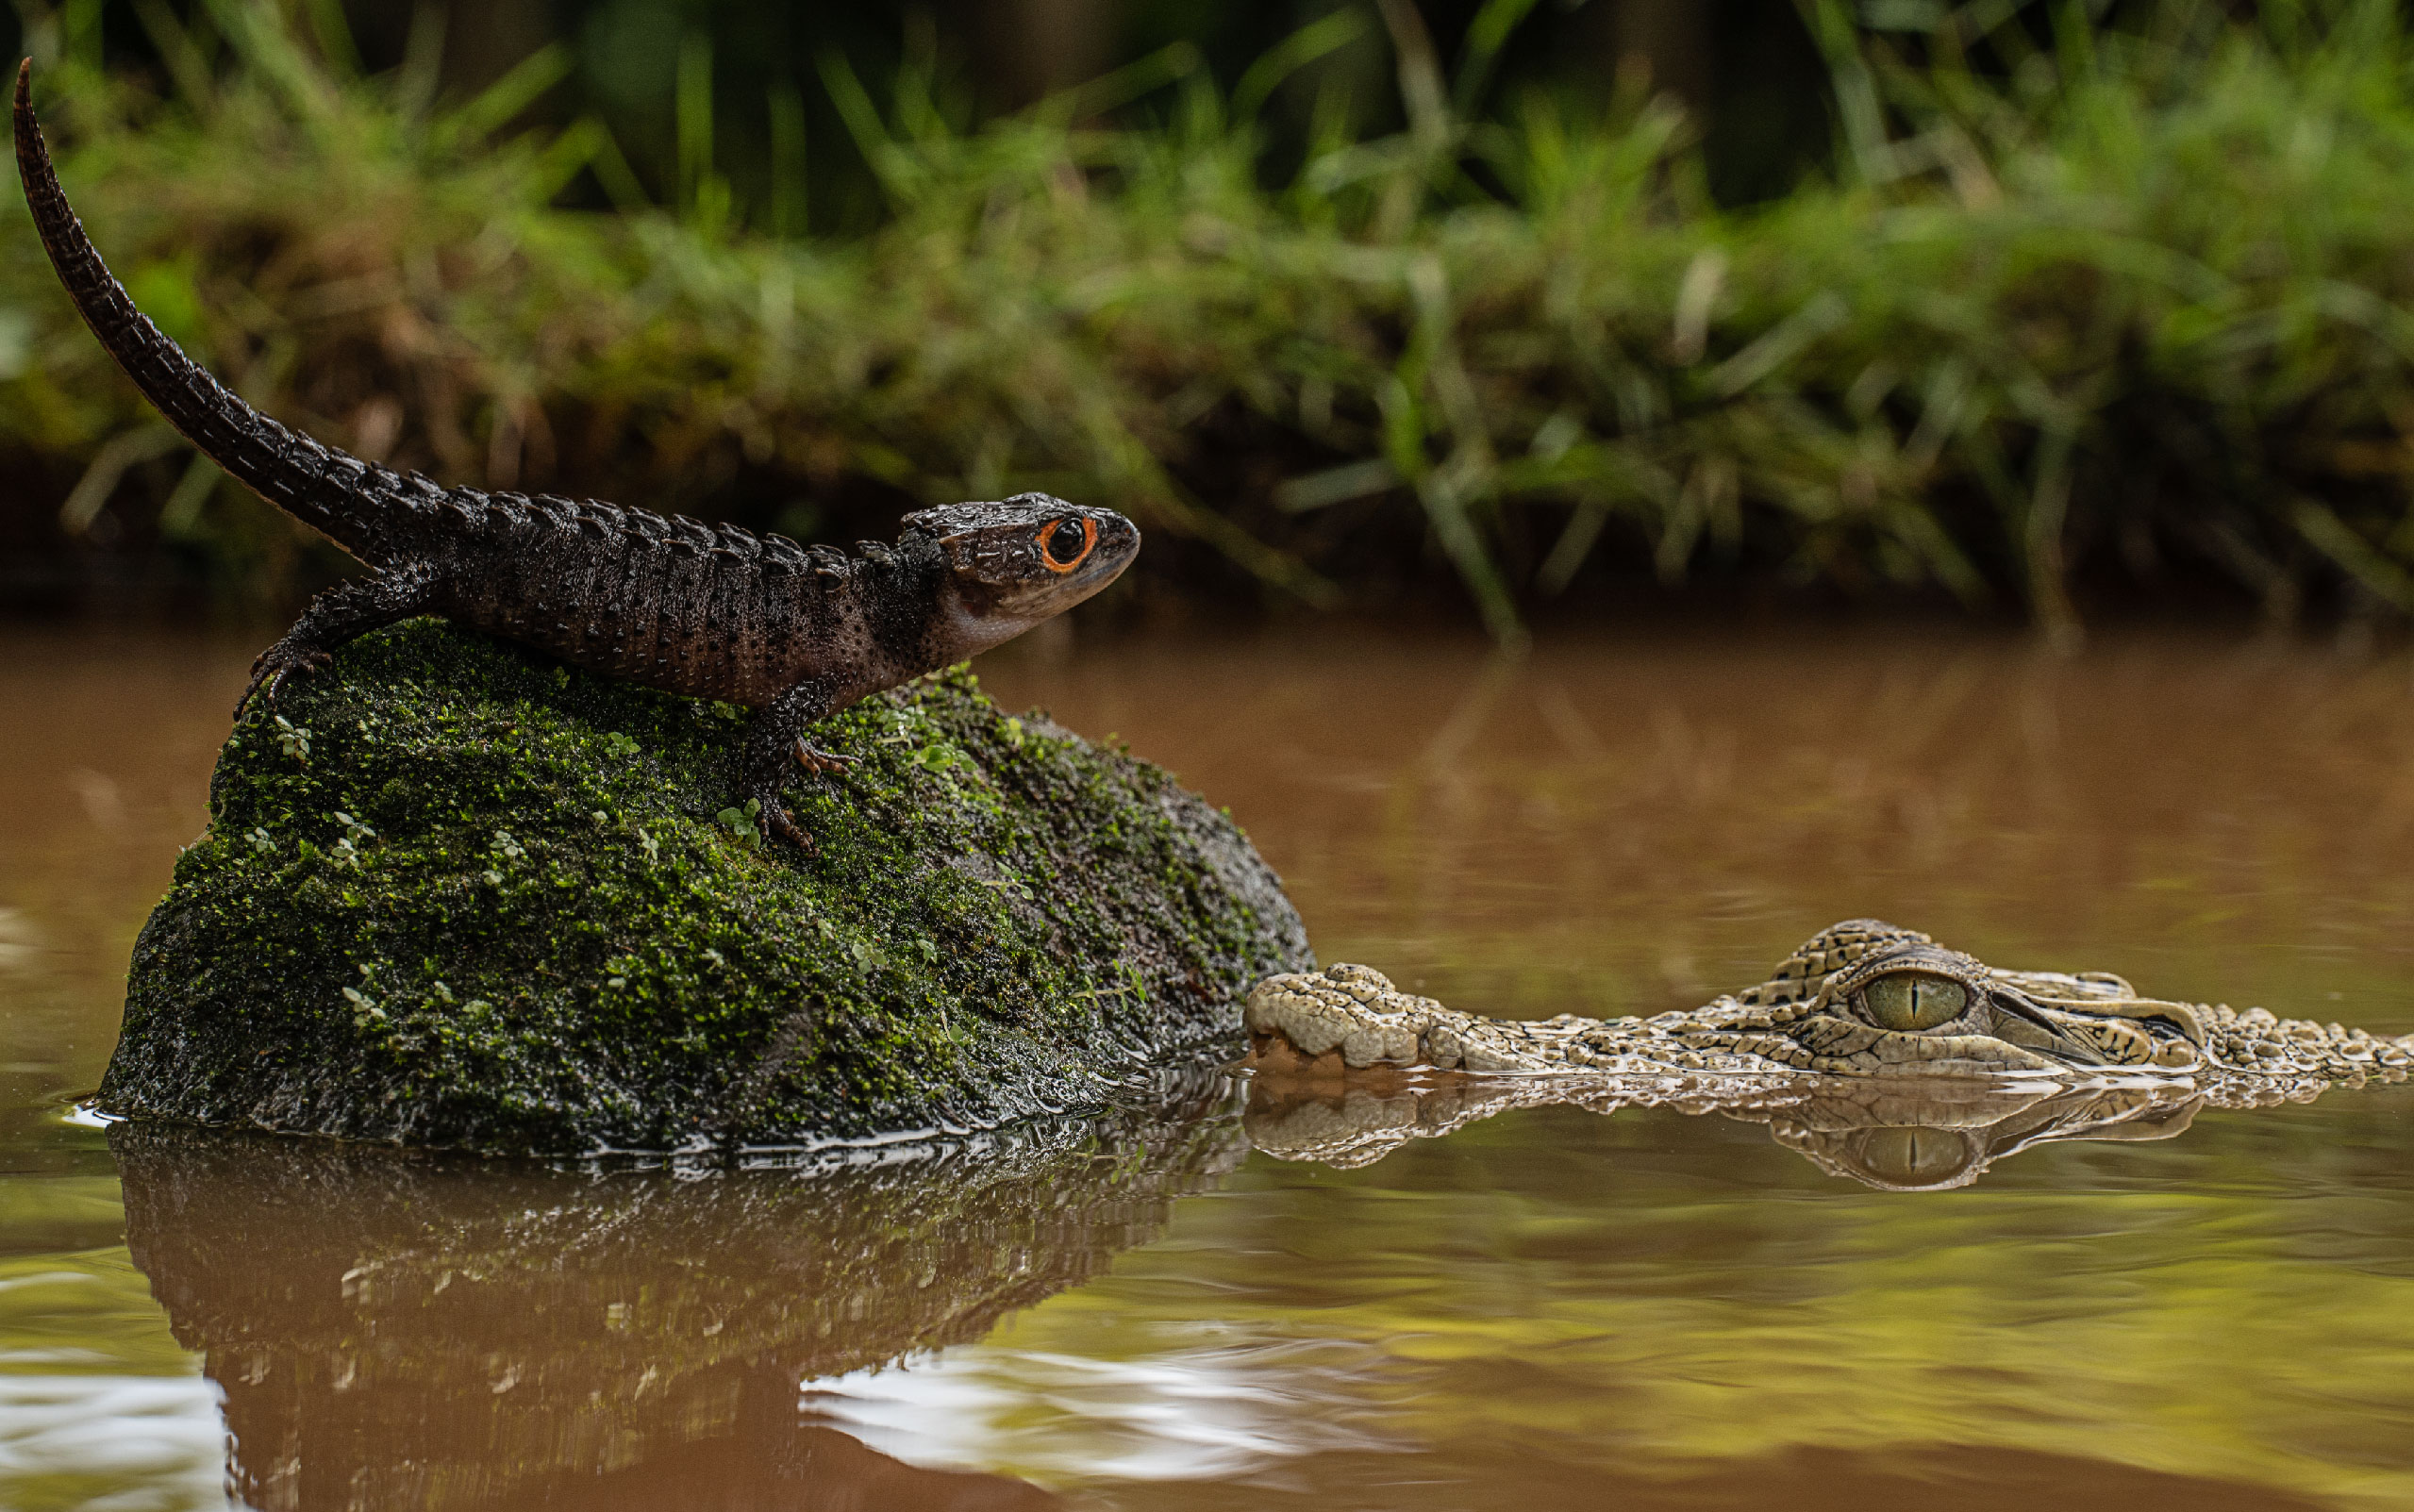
1244,920,2414,1081
1243,1074,2212,1190
1739,1080,2206,1190
112,1078,1242,1512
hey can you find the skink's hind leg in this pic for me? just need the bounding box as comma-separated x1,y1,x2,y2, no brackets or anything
742,678,848,850
239,564,442,716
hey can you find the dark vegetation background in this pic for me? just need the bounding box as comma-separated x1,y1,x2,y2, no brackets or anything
8,0,2414,642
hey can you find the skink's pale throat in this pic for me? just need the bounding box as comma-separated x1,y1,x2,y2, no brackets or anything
13,61,1139,850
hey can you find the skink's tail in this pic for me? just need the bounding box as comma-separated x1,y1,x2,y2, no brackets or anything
14,59,408,557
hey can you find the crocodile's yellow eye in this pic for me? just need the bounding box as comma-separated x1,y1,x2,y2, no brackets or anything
1861,972,1968,1032
1038,517,1096,573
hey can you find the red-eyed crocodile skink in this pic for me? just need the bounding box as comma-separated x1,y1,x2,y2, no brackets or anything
14,61,1139,848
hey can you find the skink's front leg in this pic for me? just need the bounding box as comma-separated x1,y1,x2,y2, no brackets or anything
741,678,851,849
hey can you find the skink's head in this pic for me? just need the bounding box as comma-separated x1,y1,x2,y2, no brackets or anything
904,493,1140,653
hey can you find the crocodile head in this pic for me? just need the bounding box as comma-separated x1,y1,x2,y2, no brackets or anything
1242,920,2409,1080
905,493,1140,656
1729,930,2208,1075
1240,921,2414,1180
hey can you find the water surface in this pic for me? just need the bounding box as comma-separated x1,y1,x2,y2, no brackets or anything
5,623,2414,1509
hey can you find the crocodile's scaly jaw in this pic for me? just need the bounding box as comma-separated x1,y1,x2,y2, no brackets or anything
1243,920,2414,1084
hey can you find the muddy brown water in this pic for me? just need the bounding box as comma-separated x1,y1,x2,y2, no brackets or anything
5,622,2414,1511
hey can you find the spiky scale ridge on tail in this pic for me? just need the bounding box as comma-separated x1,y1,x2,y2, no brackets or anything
13,58,420,560
14,59,1141,848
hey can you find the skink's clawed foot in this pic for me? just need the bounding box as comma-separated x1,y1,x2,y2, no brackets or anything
758,794,815,854
791,739,856,775
235,646,332,717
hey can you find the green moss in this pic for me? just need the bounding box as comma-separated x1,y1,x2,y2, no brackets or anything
102,620,1309,1153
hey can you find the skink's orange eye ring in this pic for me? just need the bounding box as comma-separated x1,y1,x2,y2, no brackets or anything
1038,517,1097,573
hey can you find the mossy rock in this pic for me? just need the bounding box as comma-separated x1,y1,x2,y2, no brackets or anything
101,619,1309,1153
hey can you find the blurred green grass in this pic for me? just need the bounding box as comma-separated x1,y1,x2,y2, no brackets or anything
11,0,2414,640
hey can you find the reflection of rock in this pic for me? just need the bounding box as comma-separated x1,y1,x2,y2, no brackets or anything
113,1077,1242,1511
1243,1073,2211,1190
484,1423,1058,1511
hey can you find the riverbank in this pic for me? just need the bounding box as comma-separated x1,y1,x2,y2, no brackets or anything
8,3,2414,641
